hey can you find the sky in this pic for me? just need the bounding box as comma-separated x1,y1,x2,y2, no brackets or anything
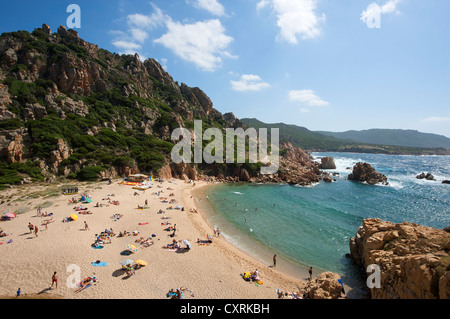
0,0,449,137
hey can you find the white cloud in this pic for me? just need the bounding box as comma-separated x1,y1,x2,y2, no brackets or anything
257,0,270,11
380,0,402,14
112,3,168,55
127,4,168,29
112,3,234,71
422,116,450,123
289,89,329,107
257,0,326,43
154,19,235,71
231,74,271,92
130,28,148,43
192,0,226,16
361,0,402,25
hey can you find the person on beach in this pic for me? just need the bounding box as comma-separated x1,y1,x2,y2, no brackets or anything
34,225,39,237
51,272,58,288
16,288,21,298
273,254,277,268
28,222,34,234
309,267,313,281
84,221,90,231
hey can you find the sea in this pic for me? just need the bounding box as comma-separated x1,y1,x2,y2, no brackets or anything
194,152,450,292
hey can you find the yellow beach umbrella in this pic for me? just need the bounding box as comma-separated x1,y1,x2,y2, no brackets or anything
70,214,78,221
135,260,147,266
126,244,138,253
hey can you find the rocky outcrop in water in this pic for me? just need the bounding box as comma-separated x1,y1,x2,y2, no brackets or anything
319,157,336,170
348,162,389,185
349,218,450,299
416,172,436,181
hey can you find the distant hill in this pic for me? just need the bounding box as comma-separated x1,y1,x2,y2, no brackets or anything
241,118,450,155
240,118,348,150
315,129,450,149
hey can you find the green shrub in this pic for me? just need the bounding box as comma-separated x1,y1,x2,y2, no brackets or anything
76,166,104,181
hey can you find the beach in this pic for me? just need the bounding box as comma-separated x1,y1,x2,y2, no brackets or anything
0,178,309,299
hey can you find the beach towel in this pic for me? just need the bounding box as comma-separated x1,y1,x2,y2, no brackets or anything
78,283,92,292
138,222,149,225
92,245,104,249
91,262,108,266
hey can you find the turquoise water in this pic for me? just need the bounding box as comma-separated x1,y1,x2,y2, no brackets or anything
202,153,450,282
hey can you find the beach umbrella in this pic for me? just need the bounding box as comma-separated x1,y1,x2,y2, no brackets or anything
182,240,191,248
120,259,134,266
70,214,78,221
135,260,147,266
4,212,16,219
126,244,138,253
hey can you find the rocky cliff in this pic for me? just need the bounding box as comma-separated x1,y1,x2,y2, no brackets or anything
350,218,450,299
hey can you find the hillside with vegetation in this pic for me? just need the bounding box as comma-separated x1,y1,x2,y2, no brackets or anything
316,129,450,150
241,118,450,155
0,24,323,189
0,24,245,188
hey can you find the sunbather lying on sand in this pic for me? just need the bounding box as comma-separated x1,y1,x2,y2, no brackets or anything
197,238,213,244
162,239,179,249
74,277,96,293
118,231,131,237
41,217,55,225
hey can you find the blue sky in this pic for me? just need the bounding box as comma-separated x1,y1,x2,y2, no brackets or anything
1,0,449,137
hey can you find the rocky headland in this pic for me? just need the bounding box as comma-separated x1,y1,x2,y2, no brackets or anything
350,218,450,299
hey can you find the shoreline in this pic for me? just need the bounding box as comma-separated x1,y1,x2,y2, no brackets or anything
189,183,315,280
190,181,367,299
0,178,310,299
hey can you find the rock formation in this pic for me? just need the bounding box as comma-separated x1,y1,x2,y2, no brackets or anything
319,157,336,170
0,24,323,186
0,83,15,120
5,134,23,163
348,162,389,185
303,272,345,299
349,218,450,299
49,139,72,171
416,172,436,181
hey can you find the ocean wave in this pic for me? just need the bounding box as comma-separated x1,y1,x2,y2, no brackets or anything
294,182,319,188
232,191,244,195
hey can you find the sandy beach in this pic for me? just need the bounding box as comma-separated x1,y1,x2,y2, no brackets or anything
0,178,310,299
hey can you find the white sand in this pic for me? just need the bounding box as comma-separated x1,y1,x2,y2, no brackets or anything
0,179,307,299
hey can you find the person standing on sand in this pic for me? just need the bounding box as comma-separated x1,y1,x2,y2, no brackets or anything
34,225,39,237
84,221,90,231
16,288,21,298
273,254,277,268
309,267,313,281
28,222,34,234
51,272,58,289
